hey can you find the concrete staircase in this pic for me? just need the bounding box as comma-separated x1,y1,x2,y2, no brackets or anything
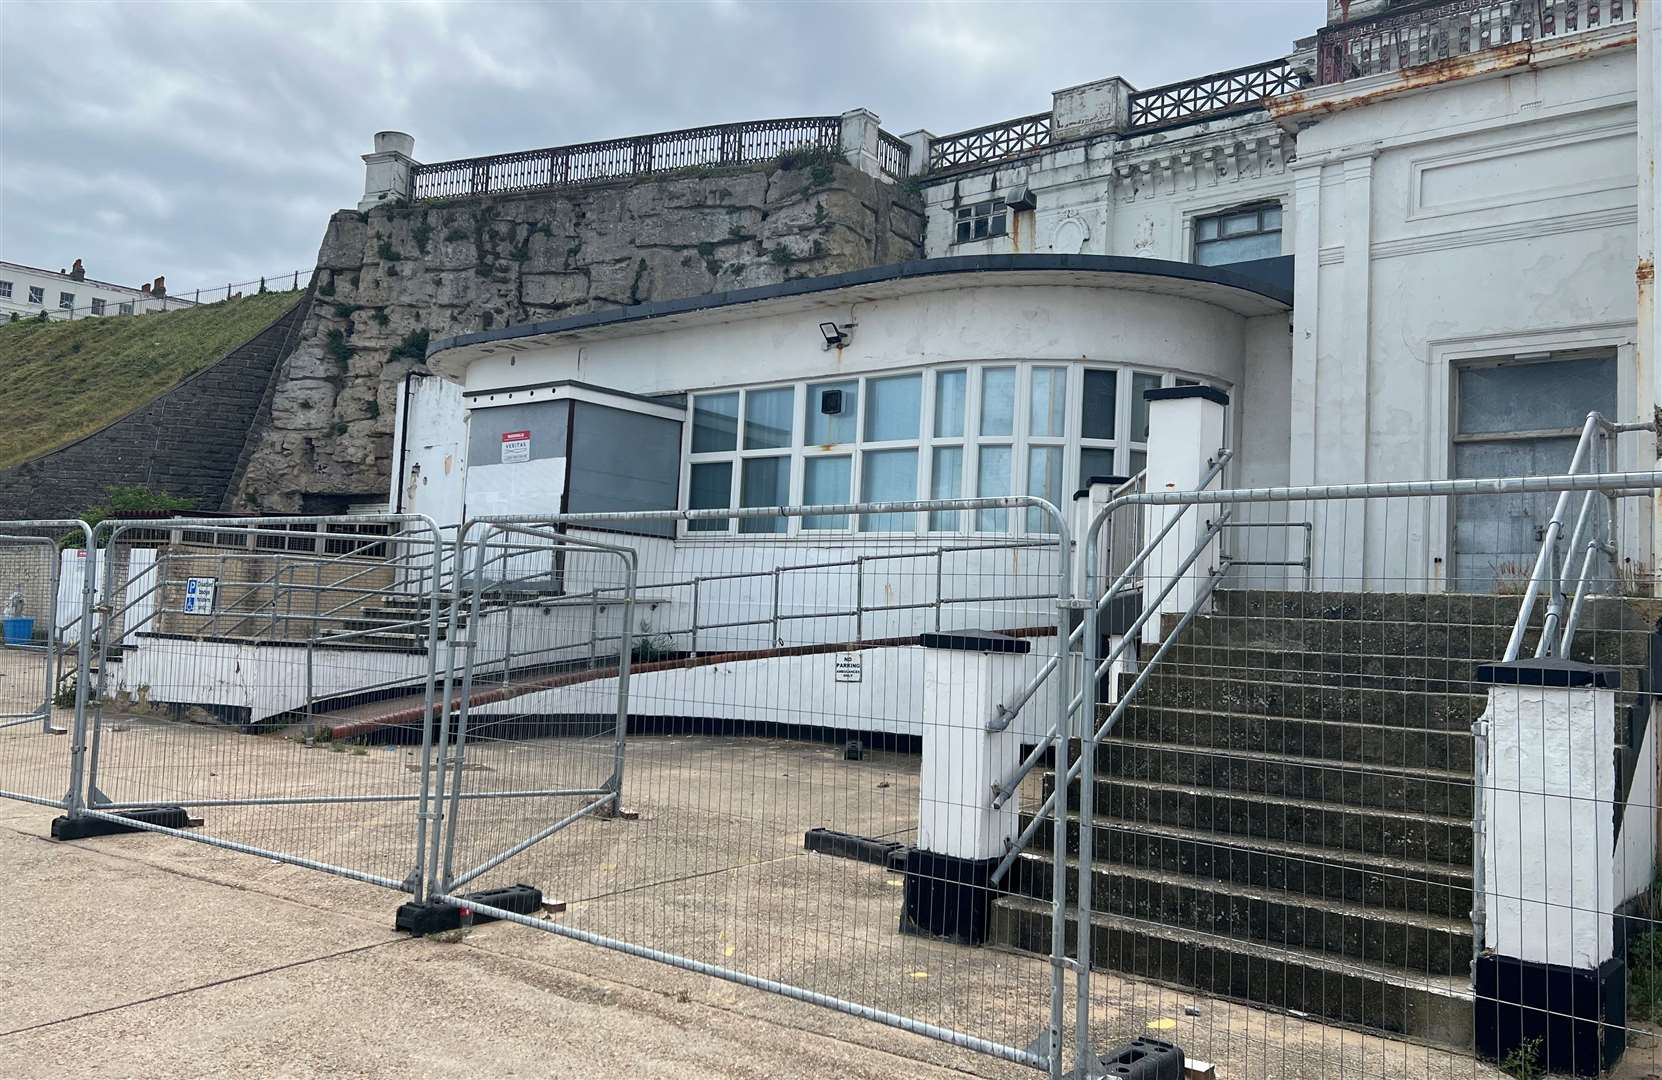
990,589,1651,1048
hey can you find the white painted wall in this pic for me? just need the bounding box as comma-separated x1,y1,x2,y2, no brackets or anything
390,374,468,526
0,261,195,321
1279,42,1643,585
1618,701,1658,905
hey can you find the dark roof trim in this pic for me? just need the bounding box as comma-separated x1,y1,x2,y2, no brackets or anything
428,253,1294,361
1474,658,1623,689
462,378,684,407
1145,385,1230,407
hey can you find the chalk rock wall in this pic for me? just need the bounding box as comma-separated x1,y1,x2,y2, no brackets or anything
234,159,923,512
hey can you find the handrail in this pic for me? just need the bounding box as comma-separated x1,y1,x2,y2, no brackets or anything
1503,413,1655,661
988,453,1229,735
991,560,1230,886
989,509,1232,809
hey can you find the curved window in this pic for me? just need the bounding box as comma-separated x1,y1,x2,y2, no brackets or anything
683,361,1224,535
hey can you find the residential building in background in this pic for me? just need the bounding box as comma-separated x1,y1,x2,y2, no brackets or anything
0,259,195,321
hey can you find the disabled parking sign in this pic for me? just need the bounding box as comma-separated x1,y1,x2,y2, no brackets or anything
183,576,217,616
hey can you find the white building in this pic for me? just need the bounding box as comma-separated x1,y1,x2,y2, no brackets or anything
0,259,193,321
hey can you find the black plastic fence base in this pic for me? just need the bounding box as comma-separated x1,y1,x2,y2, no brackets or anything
804,827,909,871
395,884,544,936
1094,1037,1184,1079
50,806,193,840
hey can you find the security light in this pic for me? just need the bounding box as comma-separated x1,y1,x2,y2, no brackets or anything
819,321,849,349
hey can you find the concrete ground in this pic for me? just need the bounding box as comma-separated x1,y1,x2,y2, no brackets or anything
0,664,1647,1078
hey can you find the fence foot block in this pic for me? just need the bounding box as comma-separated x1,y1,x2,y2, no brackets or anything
899,848,997,946
396,884,544,936
50,806,194,840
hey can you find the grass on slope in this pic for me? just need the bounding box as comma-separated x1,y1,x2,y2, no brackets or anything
0,290,301,470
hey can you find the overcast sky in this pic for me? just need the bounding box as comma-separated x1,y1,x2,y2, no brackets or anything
1,0,1322,293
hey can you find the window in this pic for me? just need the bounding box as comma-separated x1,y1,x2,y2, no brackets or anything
0,281,11,298
683,363,1218,536
59,291,74,310
28,286,44,305
118,302,134,316
1193,203,1282,266
91,298,106,316
954,198,1007,244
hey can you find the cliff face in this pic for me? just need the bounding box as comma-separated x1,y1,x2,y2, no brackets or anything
233,158,923,512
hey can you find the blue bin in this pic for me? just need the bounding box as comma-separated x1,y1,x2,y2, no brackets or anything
2,617,33,645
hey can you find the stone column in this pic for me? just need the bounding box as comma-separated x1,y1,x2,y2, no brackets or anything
839,109,884,180
1140,386,1228,645
360,131,418,211
1473,658,1627,1077
1050,75,1133,141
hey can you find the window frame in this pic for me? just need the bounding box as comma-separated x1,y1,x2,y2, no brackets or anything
1191,201,1284,267
90,298,106,316
0,280,11,299
59,291,75,311
678,361,1221,538
953,197,1009,245
27,285,44,305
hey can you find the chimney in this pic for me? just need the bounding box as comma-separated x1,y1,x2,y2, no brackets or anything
152,275,167,297
69,258,85,282
140,283,152,296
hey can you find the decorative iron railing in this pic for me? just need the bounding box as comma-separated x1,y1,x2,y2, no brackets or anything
877,129,912,179
1127,58,1303,130
927,112,1052,173
1316,0,1633,84
411,116,843,200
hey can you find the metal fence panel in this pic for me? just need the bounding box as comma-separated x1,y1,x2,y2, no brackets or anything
66,515,448,892
1069,471,1659,1078
432,498,1073,1073
0,520,91,809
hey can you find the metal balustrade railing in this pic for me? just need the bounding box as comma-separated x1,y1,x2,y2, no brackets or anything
411,117,844,200
927,112,1052,173
1127,58,1303,130
1316,0,1634,85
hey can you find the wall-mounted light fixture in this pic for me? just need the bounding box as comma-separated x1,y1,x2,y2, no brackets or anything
1006,187,1037,212
819,321,851,350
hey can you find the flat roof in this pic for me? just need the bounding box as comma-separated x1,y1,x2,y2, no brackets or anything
427,253,1293,371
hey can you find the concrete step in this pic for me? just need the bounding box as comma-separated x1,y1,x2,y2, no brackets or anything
1013,815,1472,918
989,895,1474,1047
1005,855,1472,976
1104,705,1475,771
1144,646,1644,695
1074,740,1474,817
1210,588,1641,632
1181,614,1646,668
1119,675,1485,729
1022,780,1473,865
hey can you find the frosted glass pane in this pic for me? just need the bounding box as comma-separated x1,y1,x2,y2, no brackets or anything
739,457,788,533
744,387,794,450
1080,448,1118,485
865,374,921,442
688,462,731,532
803,456,850,530
1029,367,1066,437
1456,356,1615,436
976,445,1011,531
691,392,738,453
806,380,857,444
1082,370,1117,440
859,449,918,531
980,367,1015,437
930,446,963,531
934,370,966,438
1131,372,1162,440
1027,445,1062,532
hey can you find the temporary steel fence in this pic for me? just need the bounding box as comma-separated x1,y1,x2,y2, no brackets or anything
6,469,1662,1078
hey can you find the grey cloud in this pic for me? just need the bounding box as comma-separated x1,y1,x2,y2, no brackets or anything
0,0,1321,291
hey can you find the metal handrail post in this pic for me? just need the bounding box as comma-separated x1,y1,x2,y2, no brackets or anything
1074,528,1101,1072
61,523,97,816
1504,412,1602,660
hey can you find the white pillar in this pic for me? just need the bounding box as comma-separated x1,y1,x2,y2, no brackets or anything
897,129,933,178
360,131,418,211
838,109,884,180
907,632,1053,944
1141,387,1227,645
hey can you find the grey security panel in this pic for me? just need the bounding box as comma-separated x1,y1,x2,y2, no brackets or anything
567,401,680,537
465,399,572,465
